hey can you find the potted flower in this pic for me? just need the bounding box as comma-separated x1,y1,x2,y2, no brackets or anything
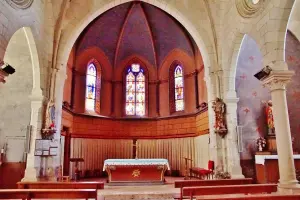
41,123,56,139
256,137,266,152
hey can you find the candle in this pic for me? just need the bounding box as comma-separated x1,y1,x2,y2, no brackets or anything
1,149,4,154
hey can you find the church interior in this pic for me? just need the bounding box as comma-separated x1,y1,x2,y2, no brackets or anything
1,0,300,199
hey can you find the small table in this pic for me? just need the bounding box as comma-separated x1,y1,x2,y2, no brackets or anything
70,158,84,181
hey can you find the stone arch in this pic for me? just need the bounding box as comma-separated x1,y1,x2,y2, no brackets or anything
287,0,300,51
158,49,197,116
0,26,42,170
115,55,154,82
22,27,42,96
56,0,216,78
74,47,112,115
228,33,247,94
223,0,295,92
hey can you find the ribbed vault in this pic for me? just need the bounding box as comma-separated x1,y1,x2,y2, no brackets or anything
76,2,196,68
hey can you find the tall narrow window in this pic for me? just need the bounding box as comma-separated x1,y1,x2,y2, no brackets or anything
125,64,145,116
174,65,184,111
85,63,97,111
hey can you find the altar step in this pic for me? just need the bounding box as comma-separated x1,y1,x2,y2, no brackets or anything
99,193,174,200
98,184,178,200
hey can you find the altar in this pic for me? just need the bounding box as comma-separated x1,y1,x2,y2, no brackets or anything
255,154,300,183
103,159,170,185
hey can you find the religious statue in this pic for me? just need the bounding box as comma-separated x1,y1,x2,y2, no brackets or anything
264,100,275,135
212,98,227,137
42,101,56,139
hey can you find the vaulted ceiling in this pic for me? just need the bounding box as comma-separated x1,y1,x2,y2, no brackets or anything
76,2,196,68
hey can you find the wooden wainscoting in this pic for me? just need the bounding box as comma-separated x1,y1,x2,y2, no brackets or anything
0,162,26,189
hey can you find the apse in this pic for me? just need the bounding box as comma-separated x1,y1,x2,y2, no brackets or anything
61,1,209,178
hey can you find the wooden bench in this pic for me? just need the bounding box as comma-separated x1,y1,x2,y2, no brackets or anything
17,181,104,189
0,189,97,200
198,194,300,200
174,178,253,200
183,184,277,200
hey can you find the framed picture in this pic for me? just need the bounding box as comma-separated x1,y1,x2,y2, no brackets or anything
42,150,49,156
49,147,58,156
34,150,42,156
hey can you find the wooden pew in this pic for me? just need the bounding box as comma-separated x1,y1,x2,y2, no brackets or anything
174,178,253,200
198,194,300,200
183,184,277,200
0,189,97,200
17,181,104,189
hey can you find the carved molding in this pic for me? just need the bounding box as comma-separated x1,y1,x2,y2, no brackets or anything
5,0,33,9
236,0,265,18
262,71,295,91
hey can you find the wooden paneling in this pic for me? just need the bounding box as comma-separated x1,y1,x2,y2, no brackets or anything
62,106,209,139
17,181,104,189
256,158,300,183
0,162,25,189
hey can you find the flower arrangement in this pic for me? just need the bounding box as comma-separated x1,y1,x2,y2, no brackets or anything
214,170,231,179
256,136,266,152
41,123,56,139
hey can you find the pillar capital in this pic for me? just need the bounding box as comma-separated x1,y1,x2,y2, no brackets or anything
262,70,294,91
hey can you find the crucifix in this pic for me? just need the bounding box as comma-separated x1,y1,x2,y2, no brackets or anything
132,139,138,159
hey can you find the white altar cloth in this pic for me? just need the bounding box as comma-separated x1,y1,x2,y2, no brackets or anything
103,158,170,171
255,154,300,165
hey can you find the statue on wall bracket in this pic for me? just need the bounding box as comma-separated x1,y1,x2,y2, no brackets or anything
263,100,275,136
212,98,228,138
41,101,56,139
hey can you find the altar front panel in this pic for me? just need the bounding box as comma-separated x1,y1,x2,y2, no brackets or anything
255,155,300,183
103,159,170,184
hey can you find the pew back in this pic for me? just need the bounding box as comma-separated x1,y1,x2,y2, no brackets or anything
0,189,97,199
175,178,253,200
183,184,277,200
175,178,253,188
17,181,104,189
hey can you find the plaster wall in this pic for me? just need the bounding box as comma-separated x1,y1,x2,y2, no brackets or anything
0,28,32,162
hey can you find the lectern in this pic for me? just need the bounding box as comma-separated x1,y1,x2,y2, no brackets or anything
70,158,84,181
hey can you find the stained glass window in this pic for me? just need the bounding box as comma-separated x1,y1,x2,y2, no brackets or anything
125,64,145,116
174,65,184,111
85,63,97,111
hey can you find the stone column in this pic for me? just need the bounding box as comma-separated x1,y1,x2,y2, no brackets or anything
224,92,244,178
262,70,298,187
52,68,67,180
205,73,223,169
23,90,45,181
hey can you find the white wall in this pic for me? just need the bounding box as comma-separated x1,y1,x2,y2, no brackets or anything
0,28,32,162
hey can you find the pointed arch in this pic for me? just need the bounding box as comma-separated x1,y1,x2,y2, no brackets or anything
125,63,146,116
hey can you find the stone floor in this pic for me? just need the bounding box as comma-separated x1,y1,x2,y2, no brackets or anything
99,183,178,200
86,176,181,200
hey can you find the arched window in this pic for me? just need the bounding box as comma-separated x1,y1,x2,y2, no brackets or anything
85,63,97,111
174,65,184,111
125,64,145,116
